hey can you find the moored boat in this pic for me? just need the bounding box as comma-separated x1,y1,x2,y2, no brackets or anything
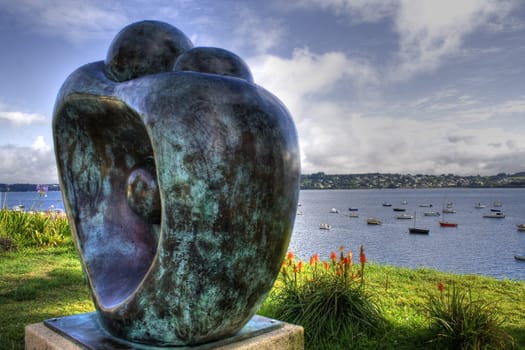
483,212,505,218
516,224,525,231
475,202,486,209
396,213,413,220
393,207,406,212
439,221,458,228
319,223,332,230
409,227,430,234
367,217,382,225
424,211,440,217
409,212,429,234
329,208,339,213
514,255,525,261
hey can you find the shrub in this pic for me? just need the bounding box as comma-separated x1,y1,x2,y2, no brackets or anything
425,281,515,349
0,209,72,249
270,246,386,349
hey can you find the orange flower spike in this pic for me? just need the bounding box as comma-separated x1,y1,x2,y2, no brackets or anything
330,251,337,262
287,251,294,260
314,253,320,263
347,251,353,268
336,267,342,276
360,245,366,264
309,255,315,266
323,261,330,271
437,281,444,293
343,256,350,267
298,260,304,272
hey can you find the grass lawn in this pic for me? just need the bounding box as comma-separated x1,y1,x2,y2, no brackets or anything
1,246,524,349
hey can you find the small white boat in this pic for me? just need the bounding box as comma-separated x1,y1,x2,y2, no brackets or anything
493,201,503,207
424,211,440,217
483,212,505,219
401,200,408,205
319,223,332,230
396,213,413,220
475,203,486,209
442,208,456,214
367,217,382,225
329,208,339,214
11,204,25,212
348,212,359,218
382,202,392,207
516,224,525,231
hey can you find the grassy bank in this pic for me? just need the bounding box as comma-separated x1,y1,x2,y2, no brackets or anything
1,245,524,349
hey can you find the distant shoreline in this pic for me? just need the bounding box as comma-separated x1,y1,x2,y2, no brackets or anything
2,171,525,192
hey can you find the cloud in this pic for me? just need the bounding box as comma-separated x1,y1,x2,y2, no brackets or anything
0,110,47,125
289,0,398,23
0,137,57,183
249,48,378,112
390,0,516,80
0,0,129,42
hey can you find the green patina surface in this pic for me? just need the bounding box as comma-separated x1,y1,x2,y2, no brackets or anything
52,20,300,346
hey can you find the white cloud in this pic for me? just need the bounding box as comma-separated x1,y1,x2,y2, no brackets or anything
249,48,378,113
289,0,398,23
0,110,47,125
0,137,57,183
390,0,516,80
0,0,129,42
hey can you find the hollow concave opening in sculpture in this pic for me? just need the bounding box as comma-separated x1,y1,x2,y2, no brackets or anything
54,95,160,309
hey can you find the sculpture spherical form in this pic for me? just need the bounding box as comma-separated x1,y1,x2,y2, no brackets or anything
53,20,300,346
174,46,254,82
104,20,193,82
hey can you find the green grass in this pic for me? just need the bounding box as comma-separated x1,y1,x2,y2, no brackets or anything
0,239,524,349
260,262,525,349
0,246,94,349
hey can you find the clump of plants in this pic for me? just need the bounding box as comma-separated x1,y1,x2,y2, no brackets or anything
0,208,72,250
270,246,386,349
425,281,515,349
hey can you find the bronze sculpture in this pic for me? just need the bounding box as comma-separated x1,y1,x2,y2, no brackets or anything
52,20,300,346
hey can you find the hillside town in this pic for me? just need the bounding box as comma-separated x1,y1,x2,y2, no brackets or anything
300,172,525,190
1,172,525,192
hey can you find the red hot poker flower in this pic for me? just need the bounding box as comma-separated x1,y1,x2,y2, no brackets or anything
437,282,444,293
287,252,294,260
297,260,304,272
330,251,337,262
323,261,329,271
359,245,366,264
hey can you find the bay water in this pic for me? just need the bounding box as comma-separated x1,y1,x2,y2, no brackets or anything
2,188,524,280
291,188,525,281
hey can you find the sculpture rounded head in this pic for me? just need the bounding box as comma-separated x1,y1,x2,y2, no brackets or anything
174,47,254,83
104,20,193,82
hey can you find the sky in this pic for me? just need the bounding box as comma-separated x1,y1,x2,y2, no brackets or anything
0,0,524,184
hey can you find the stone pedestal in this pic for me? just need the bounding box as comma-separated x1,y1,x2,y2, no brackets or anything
25,314,304,350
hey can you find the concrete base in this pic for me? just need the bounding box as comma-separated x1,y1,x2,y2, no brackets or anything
25,316,304,350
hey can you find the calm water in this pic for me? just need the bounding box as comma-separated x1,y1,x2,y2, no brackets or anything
2,188,524,280
1,191,65,212
290,188,525,281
